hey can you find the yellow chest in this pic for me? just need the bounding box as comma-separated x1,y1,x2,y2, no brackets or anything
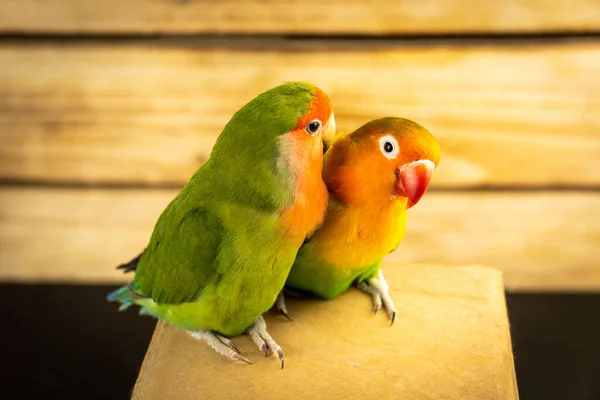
309,199,408,269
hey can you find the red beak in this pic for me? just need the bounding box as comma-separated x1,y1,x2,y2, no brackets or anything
394,160,435,209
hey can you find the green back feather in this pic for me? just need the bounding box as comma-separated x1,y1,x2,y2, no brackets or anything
129,82,317,307
200,81,316,211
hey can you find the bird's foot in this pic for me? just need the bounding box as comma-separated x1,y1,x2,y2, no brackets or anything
356,269,397,325
246,315,285,368
274,291,292,321
189,330,252,364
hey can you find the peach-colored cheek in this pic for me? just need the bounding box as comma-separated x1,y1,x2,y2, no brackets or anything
279,129,328,239
284,130,323,173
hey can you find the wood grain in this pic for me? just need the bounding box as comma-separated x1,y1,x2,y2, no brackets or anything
0,0,598,35
132,265,517,400
0,187,598,291
1,40,599,188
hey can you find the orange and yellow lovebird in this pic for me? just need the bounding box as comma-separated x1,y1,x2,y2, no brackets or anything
277,117,440,323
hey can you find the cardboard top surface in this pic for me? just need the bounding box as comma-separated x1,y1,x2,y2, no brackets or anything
132,264,518,400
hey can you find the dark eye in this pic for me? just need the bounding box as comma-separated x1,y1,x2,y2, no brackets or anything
378,135,399,159
305,119,322,135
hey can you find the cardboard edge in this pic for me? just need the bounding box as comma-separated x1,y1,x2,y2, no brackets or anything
494,270,520,400
131,319,166,399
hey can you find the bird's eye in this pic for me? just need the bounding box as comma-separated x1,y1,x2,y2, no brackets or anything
305,119,322,135
378,135,399,159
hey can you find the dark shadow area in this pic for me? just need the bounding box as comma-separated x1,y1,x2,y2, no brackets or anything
1,284,599,399
506,292,600,400
0,284,156,399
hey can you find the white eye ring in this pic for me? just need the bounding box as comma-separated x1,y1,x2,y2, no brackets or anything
305,119,322,135
378,135,399,159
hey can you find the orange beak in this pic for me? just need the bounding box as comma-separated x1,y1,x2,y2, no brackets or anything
394,160,435,209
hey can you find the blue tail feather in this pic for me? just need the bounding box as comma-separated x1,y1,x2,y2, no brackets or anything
106,285,136,311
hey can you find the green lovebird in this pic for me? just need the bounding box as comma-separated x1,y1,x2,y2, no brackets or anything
107,82,336,367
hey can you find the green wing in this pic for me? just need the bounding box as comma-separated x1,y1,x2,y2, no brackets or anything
132,202,224,305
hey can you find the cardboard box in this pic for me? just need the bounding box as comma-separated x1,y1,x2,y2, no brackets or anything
132,264,518,400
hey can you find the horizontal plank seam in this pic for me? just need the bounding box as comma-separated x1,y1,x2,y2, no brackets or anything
2,180,600,193
0,32,600,46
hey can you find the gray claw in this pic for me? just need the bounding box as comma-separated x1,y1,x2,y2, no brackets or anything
216,335,241,354
279,308,293,321
247,315,285,368
233,353,253,365
230,341,241,354
277,349,285,369
275,292,293,321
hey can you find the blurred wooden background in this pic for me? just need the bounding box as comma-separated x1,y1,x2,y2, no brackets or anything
0,0,599,291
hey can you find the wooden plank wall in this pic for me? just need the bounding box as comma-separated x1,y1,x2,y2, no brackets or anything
0,1,599,291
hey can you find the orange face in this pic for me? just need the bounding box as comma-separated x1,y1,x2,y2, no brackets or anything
285,85,336,157
323,117,441,209
279,85,336,178
278,84,336,238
